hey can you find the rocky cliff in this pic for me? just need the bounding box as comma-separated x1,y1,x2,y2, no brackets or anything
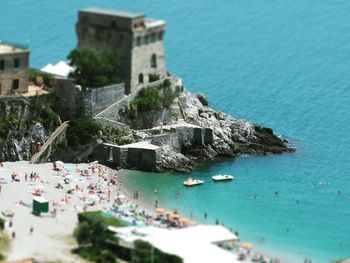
155,90,294,172
0,98,60,161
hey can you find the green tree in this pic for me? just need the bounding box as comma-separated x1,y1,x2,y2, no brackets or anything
66,119,100,148
68,48,120,88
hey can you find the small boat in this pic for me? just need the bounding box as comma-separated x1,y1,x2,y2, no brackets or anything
212,175,234,181
183,177,204,187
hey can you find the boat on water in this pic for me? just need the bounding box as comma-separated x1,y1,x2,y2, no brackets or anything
183,177,204,187
212,175,234,181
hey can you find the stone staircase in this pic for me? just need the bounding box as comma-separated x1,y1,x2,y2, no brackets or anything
30,121,69,164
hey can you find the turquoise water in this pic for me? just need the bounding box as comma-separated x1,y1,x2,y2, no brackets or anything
2,1,350,262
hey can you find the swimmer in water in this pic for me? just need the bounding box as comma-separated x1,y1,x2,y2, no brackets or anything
154,188,159,194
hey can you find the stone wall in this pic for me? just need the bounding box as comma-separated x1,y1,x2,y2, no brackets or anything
92,142,160,171
82,83,125,116
94,117,130,131
52,79,125,118
147,132,181,153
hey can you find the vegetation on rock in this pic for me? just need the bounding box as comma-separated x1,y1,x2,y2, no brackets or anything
130,79,180,118
68,48,121,88
66,119,100,148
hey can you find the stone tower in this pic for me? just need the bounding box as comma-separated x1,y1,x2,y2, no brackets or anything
76,7,167,94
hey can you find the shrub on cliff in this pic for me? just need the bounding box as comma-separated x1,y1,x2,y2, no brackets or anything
66,119,100,148
132,240,183,263
130,80,180,115
68,48,120,88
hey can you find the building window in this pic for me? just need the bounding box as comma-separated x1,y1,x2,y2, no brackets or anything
14,58,20,68
144,35,149,44
0,59,4,70
138,73,144,84
12,79,19,90
151,54,157,68
136,37,141,46
158,31,163,41
151,33,156,42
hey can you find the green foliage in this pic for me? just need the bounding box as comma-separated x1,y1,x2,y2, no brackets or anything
74,212,124,262
66,119,100,148
99,127,130,145
98,250,116,263
73,246,101,262
136,87,163,112
0,253,4,261
68,48,120,88
29,94,60,130
132,240,183,263
163,78,171,88
0,217,4,230
131,80,180,114
148,74,160,82
28,68,53,86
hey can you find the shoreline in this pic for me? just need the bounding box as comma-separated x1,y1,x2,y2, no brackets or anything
0,161,324,263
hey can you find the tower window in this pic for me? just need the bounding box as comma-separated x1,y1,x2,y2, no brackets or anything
14,58,20,68
12,79,19,90
150,54,157,68
136,37,141,46
151,33,156,42
138,73,144,84
158,31,163,41
0,59,4,70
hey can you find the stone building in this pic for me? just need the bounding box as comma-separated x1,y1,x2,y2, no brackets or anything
76,7,167,94
0,42,29,95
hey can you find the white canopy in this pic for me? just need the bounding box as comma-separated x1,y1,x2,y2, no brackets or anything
41,61,73,78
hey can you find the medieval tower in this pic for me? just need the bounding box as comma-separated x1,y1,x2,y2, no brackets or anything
76,7,167,94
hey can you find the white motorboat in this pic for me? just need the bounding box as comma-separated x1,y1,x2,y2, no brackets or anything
183,177,204,187
212,175,234,181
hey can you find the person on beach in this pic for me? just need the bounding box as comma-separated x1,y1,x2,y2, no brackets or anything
0,185,2,194
12,231,16,240
25,173,28,182
29,226,33,235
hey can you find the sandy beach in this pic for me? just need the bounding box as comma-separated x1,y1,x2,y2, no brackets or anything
0,161,124,262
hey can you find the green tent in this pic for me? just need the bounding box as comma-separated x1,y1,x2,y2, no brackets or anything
32,197,49,216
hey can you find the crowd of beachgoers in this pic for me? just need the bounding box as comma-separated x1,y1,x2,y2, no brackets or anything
0,161,295,263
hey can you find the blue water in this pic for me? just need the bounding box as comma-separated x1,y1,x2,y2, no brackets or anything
2,1,350,262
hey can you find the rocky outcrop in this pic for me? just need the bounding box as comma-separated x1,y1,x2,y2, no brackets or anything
156,90,294,172
0,99,59,161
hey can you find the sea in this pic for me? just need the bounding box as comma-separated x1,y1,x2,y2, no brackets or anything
1,1,350,262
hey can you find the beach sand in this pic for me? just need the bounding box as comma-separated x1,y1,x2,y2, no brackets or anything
0,161,123,262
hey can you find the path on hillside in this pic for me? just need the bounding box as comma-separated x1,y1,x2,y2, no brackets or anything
30,121,69,164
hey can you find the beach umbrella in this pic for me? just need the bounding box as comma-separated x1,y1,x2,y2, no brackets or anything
115,194,126,200
179,217,189,223
155,207,166,214
172,214,180,219
165,210,174,217
242,243,253,250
